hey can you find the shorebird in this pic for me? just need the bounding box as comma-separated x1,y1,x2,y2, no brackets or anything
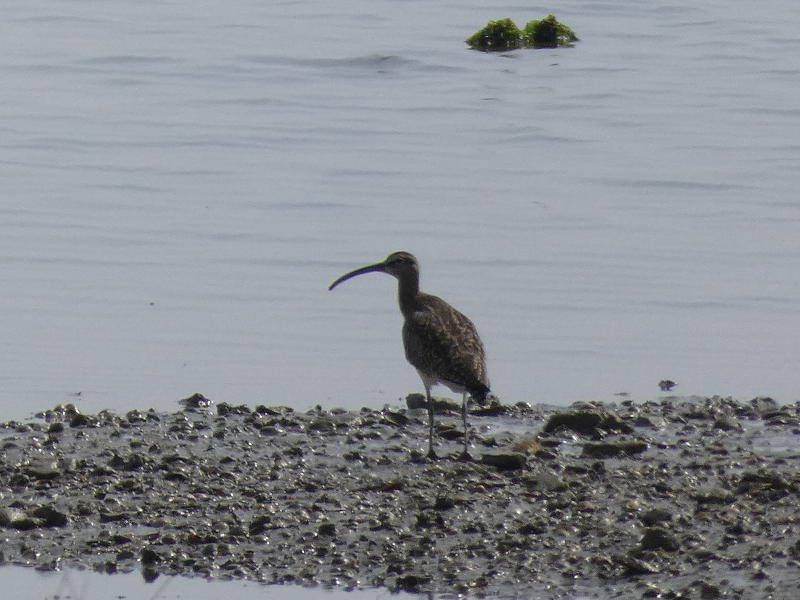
329,251,489,459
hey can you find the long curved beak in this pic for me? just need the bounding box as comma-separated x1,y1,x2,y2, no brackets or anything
328,261,387,290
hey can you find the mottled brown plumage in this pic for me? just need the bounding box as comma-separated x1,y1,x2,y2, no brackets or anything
329,251,489,459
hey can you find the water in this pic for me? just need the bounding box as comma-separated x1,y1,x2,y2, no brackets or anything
0,565,412,600
2,0,800,423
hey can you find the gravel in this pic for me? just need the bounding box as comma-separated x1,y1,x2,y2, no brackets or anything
1,394,799,598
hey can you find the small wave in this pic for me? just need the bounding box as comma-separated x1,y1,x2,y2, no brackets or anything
79,55,177,66
237,53,458,75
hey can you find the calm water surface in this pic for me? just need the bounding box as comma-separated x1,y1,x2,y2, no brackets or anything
2,0,800,421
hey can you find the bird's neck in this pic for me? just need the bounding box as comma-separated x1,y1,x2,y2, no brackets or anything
397,273,420,316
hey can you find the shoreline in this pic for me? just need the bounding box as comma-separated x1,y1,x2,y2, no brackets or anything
1,395,799,598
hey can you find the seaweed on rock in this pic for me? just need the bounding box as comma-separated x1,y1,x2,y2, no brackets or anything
466,15,578,52
465,18,523,52
523,14,579,48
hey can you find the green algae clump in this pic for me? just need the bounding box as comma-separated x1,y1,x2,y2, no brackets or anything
523,14,578,48
465,18,523,52
466,15,578,52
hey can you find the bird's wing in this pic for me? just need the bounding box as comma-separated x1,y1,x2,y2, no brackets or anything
402,295,488,395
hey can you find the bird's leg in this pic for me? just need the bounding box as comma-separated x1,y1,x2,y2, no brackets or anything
460,391,472,461
426,387,437,460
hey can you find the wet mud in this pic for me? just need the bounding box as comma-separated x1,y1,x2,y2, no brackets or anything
1,394,799,599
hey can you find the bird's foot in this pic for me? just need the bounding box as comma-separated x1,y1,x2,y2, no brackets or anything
458,451,473,462
427,449,438,461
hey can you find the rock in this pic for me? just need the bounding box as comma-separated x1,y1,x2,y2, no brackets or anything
640,527,680,552
640,508,673,527
140,547,160,564
381,411,408,427
543,410,633,436
762,410,800,426
69,414,92,428
522,14,579,48
581,439,647,458
471,399,505,416
179,393,213,410
518,520,547,535
693,488,735,505
465,18,523,52
713,416,742,431
0,509,38,531
0,509,22,528
751,396,779,414
405,393,427,410
618,553,660,575
248,515,271,535
217,402,250,416
658,380,677,391
520,470,564,491
31,505,68,527
480,452,526,470
465,15,578,51
23,460,61,480
437,425,463,441
307,417,335,433
394,574,431,592
735,470,794,499
511,439,544,453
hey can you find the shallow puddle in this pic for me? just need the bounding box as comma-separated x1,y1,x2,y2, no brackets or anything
0,565,406,600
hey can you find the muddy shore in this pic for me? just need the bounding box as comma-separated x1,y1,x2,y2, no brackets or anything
1,395,799,599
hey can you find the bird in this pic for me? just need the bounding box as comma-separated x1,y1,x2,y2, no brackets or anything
328,251,489,460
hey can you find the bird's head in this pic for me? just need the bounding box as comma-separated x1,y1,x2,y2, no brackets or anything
329,251,419,290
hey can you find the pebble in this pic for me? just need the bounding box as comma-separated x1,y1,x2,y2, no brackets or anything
0,395,797,598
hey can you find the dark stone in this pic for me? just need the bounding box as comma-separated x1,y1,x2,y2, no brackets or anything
140,547,160,564
480,452,526,470
543,410,633,436
24,461,61,480
581,439,647,458
217,403,250,417
433,496,456,511
659,380,677,391
381,411,409,427
179,393,213,410
640,508,672,527
406,393,427,410
395,574,431,592
640,527,680,552
713,416,741,431
307,418,335,433
519,520,547,535
31,505,68,527
69,414,91,428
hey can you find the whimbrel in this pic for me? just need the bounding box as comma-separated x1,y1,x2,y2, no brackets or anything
329,251,489,459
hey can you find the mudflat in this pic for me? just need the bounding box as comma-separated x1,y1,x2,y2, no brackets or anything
1,395,799,599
